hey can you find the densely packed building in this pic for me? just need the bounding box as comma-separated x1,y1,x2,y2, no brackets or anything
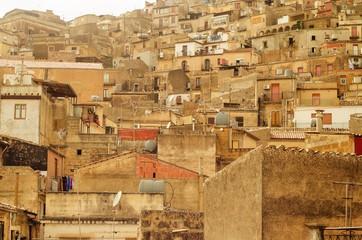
0,0,361,239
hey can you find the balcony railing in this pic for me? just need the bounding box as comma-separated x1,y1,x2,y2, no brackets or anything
298,98,338,106
176,51,195,57
263,91,294,102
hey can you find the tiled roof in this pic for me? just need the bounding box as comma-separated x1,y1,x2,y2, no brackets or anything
0,59,103,69
270,131,305,140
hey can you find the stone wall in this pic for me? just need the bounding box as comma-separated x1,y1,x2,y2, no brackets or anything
261,146,362,240
1,136,48,170
0,166,40,213
139,210,204,240
204,146,362,240
349,114,362,135
204,148,263,240
305,132,354,153
157,134,216,177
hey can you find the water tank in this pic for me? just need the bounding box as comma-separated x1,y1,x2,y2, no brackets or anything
284,69,294,77
230,120,238,128
145,140,157,153
311,119,316,127
215,112,230,126
139,180,165,193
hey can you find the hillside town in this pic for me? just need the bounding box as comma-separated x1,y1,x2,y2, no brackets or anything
0,0,361,239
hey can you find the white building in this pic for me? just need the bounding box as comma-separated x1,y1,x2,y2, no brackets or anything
294,105,362,129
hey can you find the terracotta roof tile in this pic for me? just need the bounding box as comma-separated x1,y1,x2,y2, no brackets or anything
270,131,305,139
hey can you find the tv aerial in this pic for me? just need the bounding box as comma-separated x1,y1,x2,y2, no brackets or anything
113,191,122,207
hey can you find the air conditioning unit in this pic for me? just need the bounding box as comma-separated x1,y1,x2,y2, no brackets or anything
276,69,283,75
263,84,270,90
340,78,346,85
134,124,141,129
353,77,362,83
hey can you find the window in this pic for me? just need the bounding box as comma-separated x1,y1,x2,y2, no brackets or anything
176,96,182,104
204,59,210,71
196,77,201,89
161,8,169,14
311,35,316,41
171,16,175,24
71,47,77,50
235,117,244,127
103,89,109,98
352,27,358,37
14,104,26,119
311,47,316,53
182,61,187,71
103,73,109,84
159,18,163,27
327,64,333,72
263,41,268,48
298,67,303,73
48,46,54,52
340,75,346,85
289,38,294,46
309,25,314,29
217,58,221,65
77,149,82,155
311,113,332,124
134,84,139,92
208,117,215,125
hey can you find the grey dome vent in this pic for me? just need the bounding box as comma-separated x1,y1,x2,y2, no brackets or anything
215,112,230,126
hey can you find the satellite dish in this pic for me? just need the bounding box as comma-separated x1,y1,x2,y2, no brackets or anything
112,191,122,207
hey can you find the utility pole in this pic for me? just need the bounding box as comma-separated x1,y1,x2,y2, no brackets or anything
333,181,362,227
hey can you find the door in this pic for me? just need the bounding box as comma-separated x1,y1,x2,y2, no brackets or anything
354,44,358,55
271,84,280,101
271,111,280,127
204,21,208,30
312,93,320,106
352,27,357,37
182,45,188,56
0,221,4,240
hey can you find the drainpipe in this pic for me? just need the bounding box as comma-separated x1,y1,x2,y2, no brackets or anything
198,157,204,212
14,173,19,207
315,109,324,132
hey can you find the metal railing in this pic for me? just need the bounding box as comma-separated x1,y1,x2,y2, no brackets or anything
299,98,337,106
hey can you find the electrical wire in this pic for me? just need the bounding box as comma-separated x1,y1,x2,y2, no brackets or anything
164,181,174,210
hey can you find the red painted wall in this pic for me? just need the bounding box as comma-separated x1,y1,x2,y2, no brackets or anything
136,155,199,179
118,128,158,141
355,136,362,155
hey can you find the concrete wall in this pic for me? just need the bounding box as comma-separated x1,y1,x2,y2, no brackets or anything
139,210,204,240
75,153,202,212
43,192,163,240
45,192,163,219
204,148,263,240
157,134,216,177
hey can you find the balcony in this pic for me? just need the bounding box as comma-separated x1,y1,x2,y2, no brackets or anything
263,91,294,103
350,35,359,40
176,51,195,57
182,27,193,32
298,98,338,106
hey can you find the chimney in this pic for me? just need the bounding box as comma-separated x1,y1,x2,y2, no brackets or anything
315,109,324,132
